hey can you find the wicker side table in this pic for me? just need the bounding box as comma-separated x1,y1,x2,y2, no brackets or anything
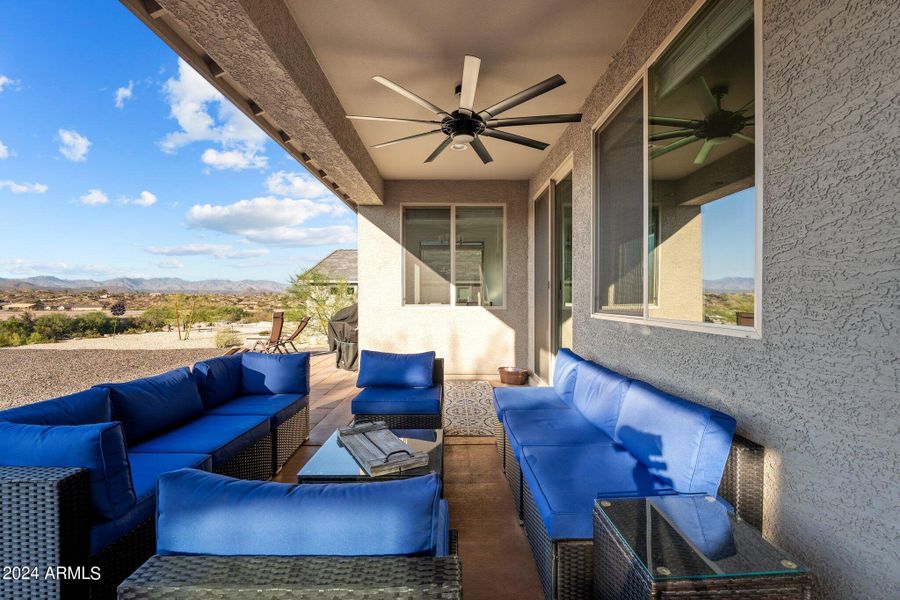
592,497,812,599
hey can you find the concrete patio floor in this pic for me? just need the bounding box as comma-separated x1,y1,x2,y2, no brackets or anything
275,351,544,600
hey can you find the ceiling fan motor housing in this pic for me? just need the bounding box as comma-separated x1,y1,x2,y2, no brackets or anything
442,110,486,144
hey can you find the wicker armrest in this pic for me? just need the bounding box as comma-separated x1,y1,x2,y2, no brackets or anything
719,434,765,530
118,554,463,599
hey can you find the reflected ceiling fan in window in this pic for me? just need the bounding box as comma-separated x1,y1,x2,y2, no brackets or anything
649,76,754,165
346,55,582,164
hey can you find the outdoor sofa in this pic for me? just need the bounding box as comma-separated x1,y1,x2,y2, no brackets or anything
0,352,310,600
493,349,764,600
117,469,461,599
352,350,445,428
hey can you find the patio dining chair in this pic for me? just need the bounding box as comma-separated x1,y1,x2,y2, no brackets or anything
272,316,310,354
252,311,285,353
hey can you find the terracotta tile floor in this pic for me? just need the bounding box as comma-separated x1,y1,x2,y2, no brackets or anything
275,352,543,600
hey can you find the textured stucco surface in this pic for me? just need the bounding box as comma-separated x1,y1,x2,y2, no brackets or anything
358,180,529,375
529,1,900,598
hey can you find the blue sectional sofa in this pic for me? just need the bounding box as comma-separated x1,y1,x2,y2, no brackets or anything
351,350,445,429
492,349,745,600
0,352,310,600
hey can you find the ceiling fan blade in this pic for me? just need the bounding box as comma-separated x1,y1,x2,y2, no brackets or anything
471,137,493,164
649,128,695,142
649,116,703,128
347,115,443,124
478,74,566,119
481,128,549,150
693,139,716,164
649,135,699,159
459,55,481,113
372,129,442,149
736,99,754,113
373,76,451,118
424,137,452,163
733,133,755,144
485,113,582,127
692,76,719,117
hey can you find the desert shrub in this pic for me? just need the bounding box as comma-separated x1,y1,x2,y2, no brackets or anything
26,332,48,344
214,328,243,348
135,307,172,331
0,330,25,347
70,312,116,337
33,313,73,341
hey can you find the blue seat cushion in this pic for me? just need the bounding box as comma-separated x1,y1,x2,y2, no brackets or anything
571,361,631,438
521,443,674,539
0,387,112,425
615,381,736,495
130,414,269,465
492,386,567,421
504,409,615,460
241,352,310,396
193,354,243,408
0,421,135,520
156,469,448,557
206,394,309,427
351,386,441,415
356,350,435,388
99,368,205,444
552,348,584,406
90,452,212,554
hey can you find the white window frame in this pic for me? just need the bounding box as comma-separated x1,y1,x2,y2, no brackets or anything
590,0,763,340
400,203,507,310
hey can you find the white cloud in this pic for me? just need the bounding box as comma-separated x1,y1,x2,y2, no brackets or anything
187,196,343,232
145,243,270,260
114,80,134,109
79,188,108,206
0,140,9,159
0,180,48,194
123,190,157,207
58,128,91,162
247,225,356,247
266,170,331,198
157,259,184,269
0,75,19,94
161,59,268,170
0,259,117,277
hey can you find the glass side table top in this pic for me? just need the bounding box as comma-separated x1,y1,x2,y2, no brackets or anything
298,428,443,483
596,495,809,581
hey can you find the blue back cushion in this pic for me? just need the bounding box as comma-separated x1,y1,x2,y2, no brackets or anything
101,368,205,444
241,352,310,395
0,388,112,425
193,354,243,408
156,469,445,557
652,496,736,560
615,381,736,495
0,421,135,520
571,361,631,438
552,348,583,406
356,350,435,388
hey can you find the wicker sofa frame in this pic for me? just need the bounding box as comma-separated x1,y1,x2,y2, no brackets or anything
353,358,445,429
273,406,310,474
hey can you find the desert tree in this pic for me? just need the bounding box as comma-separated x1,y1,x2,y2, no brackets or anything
285,270,354,338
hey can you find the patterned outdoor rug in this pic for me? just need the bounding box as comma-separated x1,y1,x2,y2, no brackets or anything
443,380,495,436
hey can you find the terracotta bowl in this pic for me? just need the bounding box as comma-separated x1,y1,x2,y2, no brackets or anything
498,367,530,385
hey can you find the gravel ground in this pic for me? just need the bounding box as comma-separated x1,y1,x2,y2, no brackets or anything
0,349,222,409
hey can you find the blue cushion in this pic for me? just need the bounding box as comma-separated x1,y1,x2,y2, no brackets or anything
615,381,736,494
241,352,310,396
0,421,135,520
521,443,674,539
90,452,212,554
99,368,205,444
206,394,309,427
130,414,269,465
156,469,447,557
351,386,441,415
504,409,615,460
552,348,584,406
571,361,631,438
356,350,435,388
0,388,112,425
193,354,243,408
651,495,736,560
492,386,568,421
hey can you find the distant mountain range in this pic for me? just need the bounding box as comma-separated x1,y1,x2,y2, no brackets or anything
703,277,754,293
0,276,287,294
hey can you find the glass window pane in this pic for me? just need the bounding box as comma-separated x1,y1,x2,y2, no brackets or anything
648,0,756,326
594,87,644,315
403,208,451,305
455,207,504,307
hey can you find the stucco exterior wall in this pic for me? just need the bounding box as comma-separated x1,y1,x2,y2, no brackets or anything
528,0,900,598
358,180,529,376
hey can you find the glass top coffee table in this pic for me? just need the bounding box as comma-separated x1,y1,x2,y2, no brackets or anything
297,428,443,484
593,495,811,598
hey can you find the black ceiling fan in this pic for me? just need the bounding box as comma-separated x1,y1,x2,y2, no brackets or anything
346,55,582,164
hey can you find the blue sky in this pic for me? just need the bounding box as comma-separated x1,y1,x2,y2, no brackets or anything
702,187,756,281
0,1,356,284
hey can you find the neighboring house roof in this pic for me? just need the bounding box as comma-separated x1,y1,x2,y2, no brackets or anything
303,249,358,284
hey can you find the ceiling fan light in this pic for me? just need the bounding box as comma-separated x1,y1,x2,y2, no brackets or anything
451,133,475,144
451,143,468,151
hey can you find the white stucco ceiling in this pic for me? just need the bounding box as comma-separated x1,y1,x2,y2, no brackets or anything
285,0,652,180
